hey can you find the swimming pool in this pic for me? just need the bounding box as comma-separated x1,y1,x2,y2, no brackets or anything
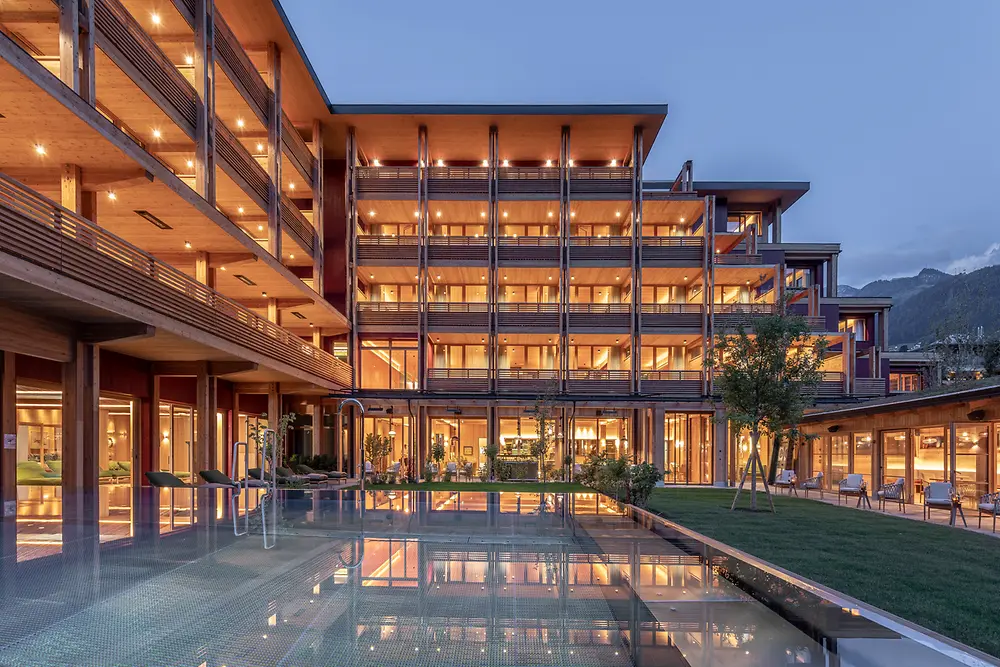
0,489,991,666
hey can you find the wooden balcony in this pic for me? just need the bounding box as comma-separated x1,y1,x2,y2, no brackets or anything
566,370,631,394
497,167,560,199
282,113,316,188
427,236,489,264
568,303,631,331
427,166,489,199
497,303,560,331
640,304,703,331
569,167,633,200
641,237,704,266
854,377,888,398
714,253,763,266
569,236,631,264
216,118,270,211
713,303,778,330
427,302,490,330
356,166,419,199
640,370,704,396
356,302,418,329
280,194,315,256
356,236,419,265
497,369,560,393
213,9,268,126
0,174,350,388
816,372,848,398
497,236,560,264
427,368,490,392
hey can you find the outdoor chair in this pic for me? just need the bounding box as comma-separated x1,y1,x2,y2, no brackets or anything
145,471,191,488
446,462,458,479
977,492,1000,533
200,469,268,488
838,474,870,508
875,478,906,512
772,470,797,496
800,472,824,499
923,481,966,527
296,464,349,484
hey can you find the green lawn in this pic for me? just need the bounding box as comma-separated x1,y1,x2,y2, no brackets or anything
365,481,588,493
646,488,1000,657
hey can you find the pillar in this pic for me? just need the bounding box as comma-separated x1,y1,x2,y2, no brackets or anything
267,298,279,324
266,42,282,258
949,422,957,487
713,408,729,486
652,407,665,485
194,0,216,203
0,352,16,562
311,402,323,458
59,0,81,92
62,341,100,547
773,204,782,243
61,164,82,213
195,367,216,474
312,119,325,296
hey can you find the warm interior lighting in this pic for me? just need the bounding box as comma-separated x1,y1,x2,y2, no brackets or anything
237,206,244,214
615,275,620,281
502,159,509,167
34,144,46,156
368,210,375,217
436,159,444,167
568,159,575,167
570,211,576,218
186,159,194,168
288,182,295,190
480,212,486,218
436,211,442,217
547,211,553,218
257,224,264,231
680,217,686,223
150,12,161,25
615,210,621,217
571,276,575,280
236,118,245,128
261,291,268,298
482,159,489,167
220,266,226,271
107,191,117,201
610,159,617,167
152,129,162,139
256,143,264,152
413,211,419,218
184,241,192,249
683,275,689,280
290,254,295,259
369,274,374,279
184,54,194,65
545,159,552,167
372,158,381,166
502,211,508,218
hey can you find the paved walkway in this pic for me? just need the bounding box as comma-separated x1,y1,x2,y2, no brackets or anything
775,488,1000,538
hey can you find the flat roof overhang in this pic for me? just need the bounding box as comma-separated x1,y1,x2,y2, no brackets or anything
801,381,1000,424
645,180,810,211
328,104,668,163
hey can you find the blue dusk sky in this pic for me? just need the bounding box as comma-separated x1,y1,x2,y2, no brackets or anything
283,0,999,287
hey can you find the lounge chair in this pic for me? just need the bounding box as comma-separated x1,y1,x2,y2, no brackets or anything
977,492,1000,533
772,470,797,496
296,464,349,484
16,461,61,486
145,471,192,488
199,470,267,488
276,466,326,484
924,482,966,526
875,478,906,512
800,472,823,499
838,474,870,508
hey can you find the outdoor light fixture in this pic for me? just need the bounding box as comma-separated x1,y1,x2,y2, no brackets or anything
256,143,264,152
236,118,245,128
568,159,575,167
184,241,192,249
184,55,194,65
261,291,267,298
436,159,444,167
107,191,117,201
237,206,244,214
545,159,553,167
134,210,172,230
235,274,256,285
372,159,381,166
502,159,509,167
186,159,194,168
150,13,161,25
482,159,488,167
152,129,162,139
610,159,617,167
257,224,264,231
34,144,46,156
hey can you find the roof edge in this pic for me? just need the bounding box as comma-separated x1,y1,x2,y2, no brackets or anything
328,103,669,117
271,0,332,107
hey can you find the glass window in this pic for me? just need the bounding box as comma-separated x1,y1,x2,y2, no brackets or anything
810,436,827,482
914,426,947,491
954,423,989,505
881,430,907,486
361,340,418,389
431,417,488,476
839,318,868,340
830,435,849,486
853,432,873,487
663,414,712,484
890,373,923,393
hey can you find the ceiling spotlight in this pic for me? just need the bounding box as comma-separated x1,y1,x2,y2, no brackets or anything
257,224,264,231
186,159,194,168
436,211,442,218
107,191,117,201
261,291,267,298
220,266,226,271
368,210,375,217
436,159,444,167
501,159,509,167
482,159,489,167
568,159,575,167
570,211,576,218
184,54,193,65
615,211,621,217
150,12,161,25
256,143,264,152
33,144,46,156
237,206,244,214
545,159,552,167
547,211,553,218
184,241,192,249
290,253,296,259
610,159,617,167
680,217,686,223
288,182,295,190
372,159,381,167
152,129,162,139
480,211,486,218
502,211,508,218
236,118,245,128
414,211,419,218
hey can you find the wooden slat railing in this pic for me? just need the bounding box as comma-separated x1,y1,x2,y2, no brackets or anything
641,237,704,247
854,377,888,398
216,118,270,208
427,166,489,180
357,236,420,263
428,236,489,262
498,167,560,181
213,10,269,125
356,166,419,179
0,173,350,387
498,303,561,314
570,167,634,181
94,0,198,135
641,303,703,314
641,370,702,381
715,303,778,316
569,303,631,314
570,236,631,247
282,113,316,185
426,368,490,392
280,194,315,253
714,253,763,265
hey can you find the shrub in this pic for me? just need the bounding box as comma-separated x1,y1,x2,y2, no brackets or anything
494,459,512,482
443,470,453,483
422,462,435,483
478,464,489,482
579,455,661,509
629,463,660,508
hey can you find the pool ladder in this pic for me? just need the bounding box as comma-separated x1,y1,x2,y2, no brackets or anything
230,428,278,549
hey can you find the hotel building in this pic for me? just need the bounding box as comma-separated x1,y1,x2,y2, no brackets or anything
0,0,899,557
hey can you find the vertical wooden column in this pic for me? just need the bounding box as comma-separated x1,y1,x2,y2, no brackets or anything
62,341,100,545
195,251,215,288
558,127,570,391
416,126,429,391
59,0,80,91
949,422,957,488
704,196,716,395
266,43,283,259
0,352,16,563
487,126,499,392
630,127,643,394
267,298,278,324
713,408,729,486
312,120,325,296
267,383,280,424
345,128,359,388
311,402,323,458
652,407,665,482
194,0,216,204
195,366,216,474
61,164,82,213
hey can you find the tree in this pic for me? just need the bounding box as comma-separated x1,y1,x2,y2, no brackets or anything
249,411,297,468
363,432,392,473
529,385,558,483
982,337,1000,377
707,312,828,511
485,441,499,481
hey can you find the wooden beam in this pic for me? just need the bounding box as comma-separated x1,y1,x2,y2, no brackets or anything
237,297,312,310
82,169,153,192
194,0,215,203
59,0,80,92
151,360,258,376
154,252,258,269
195,251,215,288
195,367,215,473
267,297,279,324
266,42,282,259
62,341,100,540
77,322,155,343
61,163,82,214
79,0,95,105
0,304,73,362
232,382,271,395
311,402,323,457
0,11,60,23
209,361,258,375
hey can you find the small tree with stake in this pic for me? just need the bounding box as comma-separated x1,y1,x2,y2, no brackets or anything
707,311,827,512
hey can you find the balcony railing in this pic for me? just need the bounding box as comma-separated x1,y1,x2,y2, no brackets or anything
641,370,703,396
356,166,419,198
497,236,560,263
566,369,631,394
427,302,490,329
280,194,315,255
816,372,847,397
497,167,560,198
356,302,419,328
714,253,763,266
94,0,198,135
427,368,489,392
216,118,270,209
497,303,560,330
213,10,269,125
641,237,704,265
428,236,489,263
0,173,350,388
282,113,316,187
640,303,703,330
428,166,489,198
356,236,419,264
569,167,633,199
714,303,778,330
567,303,631,330
569,236,631,263
854,377,888,398
497,369,560,393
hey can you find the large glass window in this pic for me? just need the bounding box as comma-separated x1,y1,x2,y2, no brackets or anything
498,344,558,371
432,344,487,369
954,423,989,504
810,436,827,482
364,416,411,476
881,431,907,485
726,211,761,234
571,415,630,464
430,417,487,477
159,403,195,532
360,340,418,389
914,426,948,492
830,435,849,486
853,432,873,487
664,414,713,484
890,373,924,393
839,318,868,341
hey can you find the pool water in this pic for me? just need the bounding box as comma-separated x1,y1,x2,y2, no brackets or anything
0,490,989,666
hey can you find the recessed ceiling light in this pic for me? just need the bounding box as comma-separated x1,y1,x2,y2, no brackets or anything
615,211,621,217
291,311,307,320
134,210,171,230
236,118,245,128
369,274,374,279
33,144,46,156
368,210,375,216
261,291,267,298
220,266,226,271
186,159,194,168
502,211,508,218
256,143,264,152
480,212,486,218
152,129,161,139
234,274,256,286
372,159,381,166
150,12,161,25
414,211,419,218
184,241,192,249
290,253,295,259
436,159,444,167
257,224,264,231
502,159,509,167
436,211,442,218
547,211,553,218
680,217,686,223
570,212,576,218
107,191,117,201
288,182,295,190
184,54,193,65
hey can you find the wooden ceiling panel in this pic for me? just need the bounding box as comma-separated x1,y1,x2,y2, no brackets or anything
642,199,705,226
